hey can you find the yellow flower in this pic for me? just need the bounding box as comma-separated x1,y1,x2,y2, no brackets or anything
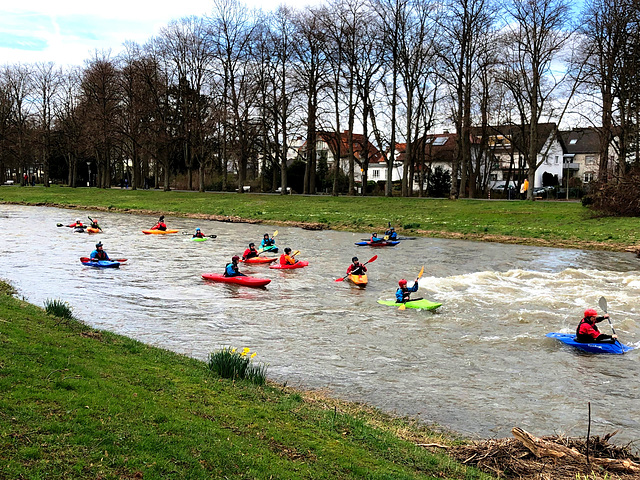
250,352,257,359
242,347,250,356
231,348,237,353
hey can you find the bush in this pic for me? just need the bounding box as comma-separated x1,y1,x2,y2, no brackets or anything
208,347,268,385
589,167,640,216
44,298,74,320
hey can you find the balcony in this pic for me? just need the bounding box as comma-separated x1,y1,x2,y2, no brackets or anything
563,162,580,170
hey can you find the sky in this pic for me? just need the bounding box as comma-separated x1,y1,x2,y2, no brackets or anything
0,0,294,67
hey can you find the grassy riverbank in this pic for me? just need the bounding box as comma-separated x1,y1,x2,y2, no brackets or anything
0,281,492,479
1,185,638,251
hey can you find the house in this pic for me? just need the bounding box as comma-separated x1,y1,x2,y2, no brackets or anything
473,123,566,189
559,128,600,184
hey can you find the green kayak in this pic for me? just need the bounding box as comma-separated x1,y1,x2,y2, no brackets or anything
377,299,442,311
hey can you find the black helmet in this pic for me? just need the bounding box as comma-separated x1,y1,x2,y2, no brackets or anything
352,256,358,262
264,233,269,237
284,247,291,254
249,242,255,247
159,215,164,221
96,242,103,248
372,233,378,237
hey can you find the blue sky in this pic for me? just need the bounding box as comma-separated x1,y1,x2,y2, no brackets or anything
0,1,291,67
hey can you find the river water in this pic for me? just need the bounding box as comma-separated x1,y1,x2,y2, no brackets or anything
1,204,639,447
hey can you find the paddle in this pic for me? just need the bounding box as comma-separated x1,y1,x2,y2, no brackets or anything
399,266,425,310
80,256,127,263
598,296,624,354
335,255,378,282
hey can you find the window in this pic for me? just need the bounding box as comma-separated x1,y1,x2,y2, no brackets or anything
371,169,380,179
489,174,498,181
433,137,447,146
555,156,559,164
584,172,594,183
585,155,595,165
569,138,577,145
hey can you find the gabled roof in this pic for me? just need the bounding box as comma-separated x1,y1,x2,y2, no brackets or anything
560,128,600,155
471,123,561,155
312,130,384,164
415,132,458,164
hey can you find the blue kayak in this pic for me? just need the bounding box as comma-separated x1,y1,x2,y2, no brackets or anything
546,332,633,355
260,245,278,253
80,259,120,268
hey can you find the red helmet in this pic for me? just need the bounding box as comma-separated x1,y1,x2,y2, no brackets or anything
584,308,598,318
232,255,240,262
398,279,407,286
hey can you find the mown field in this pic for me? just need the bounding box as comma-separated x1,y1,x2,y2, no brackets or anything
0,281,492,479
1,185,637,251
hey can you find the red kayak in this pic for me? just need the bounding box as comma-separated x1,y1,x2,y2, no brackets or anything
241,257,277,264
201,273,271,287
269,261,309,270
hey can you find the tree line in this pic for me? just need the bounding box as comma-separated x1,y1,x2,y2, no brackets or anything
0,0,638,198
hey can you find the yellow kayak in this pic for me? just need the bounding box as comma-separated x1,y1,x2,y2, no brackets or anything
348,274,368,286
142,229,179,235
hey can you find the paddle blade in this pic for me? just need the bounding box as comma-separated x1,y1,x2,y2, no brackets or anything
292,250,300,257
366,255,378,264
335,277,345,282
56,223,63,227
598,296,608,313
417,266,425,279
208,235,217,238
399,303,406,310
273,230,278,237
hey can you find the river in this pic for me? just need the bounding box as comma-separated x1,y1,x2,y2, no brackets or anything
1,204,638,447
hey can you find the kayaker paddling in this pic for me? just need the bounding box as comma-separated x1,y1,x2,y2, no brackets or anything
370,232,384,243
243,243,260,260
279,247,298,265
396,278,420,303
384,226,398,240
193,227,205,238
261,233,276,249
151,215,167,231
576,308,617,343
67,218,86,232
89,242,110,262
224,256,246,277
347,257,367,275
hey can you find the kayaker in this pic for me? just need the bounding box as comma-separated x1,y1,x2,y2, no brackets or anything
396,278,419,303
68,219,85,228
370,233,384,243
384,227,398,240
261,233,276,249
280,247,298,265
243,243,260,260
192,228,205,238
89,219,102,231
224,256,246,277
576,308,617,343
151,215,167,231
347,257,367,275
89,242,110,261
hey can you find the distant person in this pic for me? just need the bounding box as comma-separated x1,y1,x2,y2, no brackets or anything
261,233,276,249
347,256,367,275
520,179,529,200
31,175,36,186
224,256,245,277
370,233,384,243
279,247,298,265
23,173,28,186
89,242,110,261
384,227,398,240
243,243,260,260
151,216,167,231
124,178,128,189
396,278,419,303
192,228,205,238
67,219,86,232
89,219,102,232
576,308,617,343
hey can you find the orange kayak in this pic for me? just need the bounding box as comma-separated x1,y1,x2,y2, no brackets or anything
142,229,179,235
87,227,101,234
348,274,368,286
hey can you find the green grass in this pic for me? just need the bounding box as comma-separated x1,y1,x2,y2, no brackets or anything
1,185,637,250
0,281,493,479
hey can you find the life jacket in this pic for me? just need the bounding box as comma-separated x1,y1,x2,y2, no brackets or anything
243,248,259,259
348,263,366,275
95,250,108,260
193,232,205,238
152,222,167,231
262,238,274,246
576,318,600,342
224,262,238,277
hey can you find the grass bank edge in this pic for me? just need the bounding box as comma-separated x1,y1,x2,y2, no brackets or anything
1,185,637,252
0,280,493,480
